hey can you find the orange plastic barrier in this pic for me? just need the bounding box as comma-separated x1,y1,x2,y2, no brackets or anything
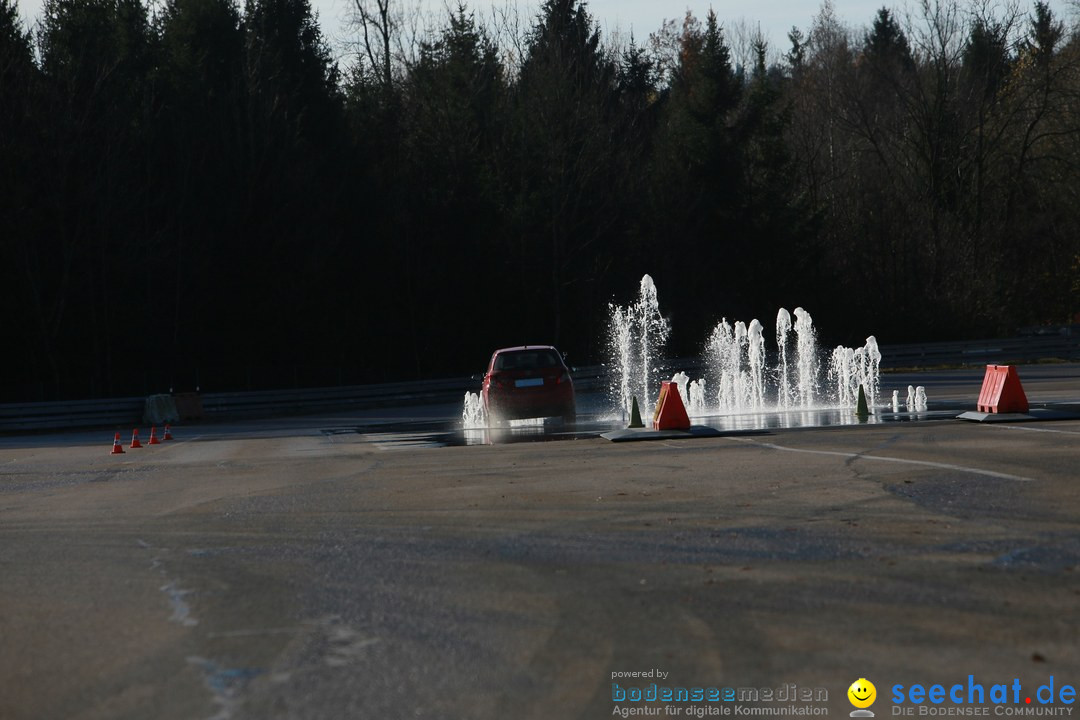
977,365,1028,414
653,381,691,431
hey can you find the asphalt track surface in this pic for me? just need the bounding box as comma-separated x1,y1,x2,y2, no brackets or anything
2,365,1080,720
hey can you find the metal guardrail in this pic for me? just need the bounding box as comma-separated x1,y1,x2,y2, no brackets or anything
0,379,481,432
0,368,615,432
878,335,1080,369
2,335,1077,432
201,377,477,418
0,396,147,432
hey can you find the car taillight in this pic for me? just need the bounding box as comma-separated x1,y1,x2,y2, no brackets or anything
555,371,570,384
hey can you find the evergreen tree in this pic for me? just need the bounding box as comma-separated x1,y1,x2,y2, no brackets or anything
397,4,506,373
865,7,913,71
647,10,745,337
31,0,157,396
237,0,347,386
0,0,42,396
1026,1,1064,72
155,0,247,388
509,0,621,349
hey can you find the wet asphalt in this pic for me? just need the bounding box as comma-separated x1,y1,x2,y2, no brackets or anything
1,365,1079,720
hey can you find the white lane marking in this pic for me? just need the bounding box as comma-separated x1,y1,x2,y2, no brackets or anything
991,424,1080,436
728,437,1033,482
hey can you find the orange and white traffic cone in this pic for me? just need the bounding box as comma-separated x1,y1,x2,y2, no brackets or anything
111,432,125,455
163,424,173,441
148,426,160,445
130,429,143,449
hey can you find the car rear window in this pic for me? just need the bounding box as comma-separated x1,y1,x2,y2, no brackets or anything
494,350,562,371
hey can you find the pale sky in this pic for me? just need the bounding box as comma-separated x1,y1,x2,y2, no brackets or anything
12,0,1076,65
315,0,1074,62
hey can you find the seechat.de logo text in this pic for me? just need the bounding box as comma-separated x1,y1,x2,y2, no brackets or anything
891,676,1076,716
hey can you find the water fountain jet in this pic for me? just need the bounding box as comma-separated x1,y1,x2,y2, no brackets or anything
607,275,671,418
607,276,884,419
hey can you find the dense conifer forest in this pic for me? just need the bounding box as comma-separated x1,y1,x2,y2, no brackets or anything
2,0,1078,399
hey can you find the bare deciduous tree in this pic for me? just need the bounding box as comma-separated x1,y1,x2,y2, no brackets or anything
347,0,425,87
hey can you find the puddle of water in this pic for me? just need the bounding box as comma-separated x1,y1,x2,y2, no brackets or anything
346,406,963,448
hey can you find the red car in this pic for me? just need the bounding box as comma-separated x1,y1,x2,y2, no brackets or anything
481,346,576,424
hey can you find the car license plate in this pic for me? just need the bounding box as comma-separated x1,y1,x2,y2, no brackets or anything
515,378,544,388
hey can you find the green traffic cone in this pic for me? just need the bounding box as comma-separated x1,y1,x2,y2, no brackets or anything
856,384,869,421
629,396,644,428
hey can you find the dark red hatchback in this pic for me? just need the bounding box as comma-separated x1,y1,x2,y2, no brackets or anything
481,346,576,424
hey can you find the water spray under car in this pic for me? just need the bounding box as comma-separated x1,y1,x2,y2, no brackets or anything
465,345,577,427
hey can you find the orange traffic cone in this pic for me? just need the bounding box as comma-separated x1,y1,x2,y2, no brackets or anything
130,429,143,449
163,424,173,441
148,426,160,445
653,381,691,431
110,432,125,454
977,365,1029,414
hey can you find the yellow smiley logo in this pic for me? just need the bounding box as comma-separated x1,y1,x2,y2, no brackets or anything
848,678,877,709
